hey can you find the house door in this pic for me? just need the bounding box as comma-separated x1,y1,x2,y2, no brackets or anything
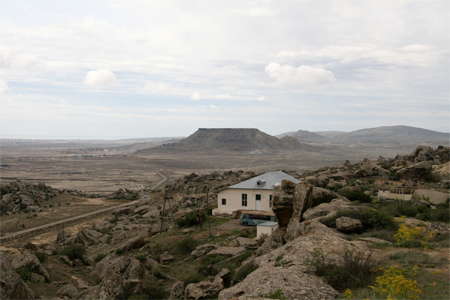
255,194,261,210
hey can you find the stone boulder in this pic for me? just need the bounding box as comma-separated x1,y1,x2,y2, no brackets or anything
413,189,449,205
191,244,217,258
208,247,245,256
74,228,104,246
302,198,354,221
220,222,367,300
397,161,433,180
0,247,50,282
84,255,146,300
185,269,229,300
0,255,35,300
336,216,363,233
57,283,80,299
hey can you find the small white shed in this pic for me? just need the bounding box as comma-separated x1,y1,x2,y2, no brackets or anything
256,221,278,239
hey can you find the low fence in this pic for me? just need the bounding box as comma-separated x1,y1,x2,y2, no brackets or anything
377,190,412,201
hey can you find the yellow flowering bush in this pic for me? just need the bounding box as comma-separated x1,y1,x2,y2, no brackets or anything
394,224,435,248
370,266,422,300
343,289,353,299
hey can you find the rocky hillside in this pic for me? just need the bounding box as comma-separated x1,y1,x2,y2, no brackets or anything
138,128,317,153
282,125,450,146
1,146,449,300
0,182,60,215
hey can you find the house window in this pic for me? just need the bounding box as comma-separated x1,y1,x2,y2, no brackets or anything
269,195,273,207
241,193,248,207
221,198,226,206
255,194,261,201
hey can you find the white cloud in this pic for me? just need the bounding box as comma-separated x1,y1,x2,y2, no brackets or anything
0,48,37,69
277,44,439,67
84,69,117,87
265,63,336,86
0,80,8,93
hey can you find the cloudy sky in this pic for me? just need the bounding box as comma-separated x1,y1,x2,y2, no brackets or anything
0,0,449,139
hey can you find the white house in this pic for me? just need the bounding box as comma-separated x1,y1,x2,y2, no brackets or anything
212,171,300,216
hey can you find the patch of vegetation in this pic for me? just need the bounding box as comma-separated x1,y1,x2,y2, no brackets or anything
306,248,380,291
389,250,448,268
35,252,47,263
380,201,450,223
232,261,258,283
16,263,38,281
322,208,398,231
174,236,198,255
338,188,372,203
59,244,87,261
95,253,107,263
176,210,208,227
141,278,169,300
394,224,435,248
263,289,288,300
371,265,422,300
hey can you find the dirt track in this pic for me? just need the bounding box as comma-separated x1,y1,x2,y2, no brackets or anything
0,171,168,244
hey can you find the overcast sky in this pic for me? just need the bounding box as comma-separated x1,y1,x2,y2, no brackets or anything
0,0,449,139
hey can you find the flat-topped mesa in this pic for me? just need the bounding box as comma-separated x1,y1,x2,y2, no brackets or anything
141,128,316,153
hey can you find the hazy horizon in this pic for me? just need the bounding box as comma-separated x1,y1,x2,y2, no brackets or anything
1,1,449,139
1,124,449,140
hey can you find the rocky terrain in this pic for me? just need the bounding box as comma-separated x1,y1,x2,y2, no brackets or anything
0,182,61,215
0,146,449,300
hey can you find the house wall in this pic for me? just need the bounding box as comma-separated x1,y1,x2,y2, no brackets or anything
212,188,274,215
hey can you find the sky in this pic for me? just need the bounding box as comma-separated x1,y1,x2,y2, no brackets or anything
0,0,449,139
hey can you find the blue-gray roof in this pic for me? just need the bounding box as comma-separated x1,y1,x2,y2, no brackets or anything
228,171,300,190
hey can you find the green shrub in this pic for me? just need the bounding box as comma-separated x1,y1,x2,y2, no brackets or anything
323,208,397,231
176,210,207,227
338,188,372,203
95,253,107,263
306,248,380,291
389,250,448,267
141,278,169,299
59,244,86,261
174,237,197,255
263,289,288,300
16,264,37,281
35,252,47,263
232,261,258,283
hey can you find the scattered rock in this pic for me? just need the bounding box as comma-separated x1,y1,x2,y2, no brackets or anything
185,268,229,300
57,284,80,299
335,216,362,233
191,244,217,258
236,237,258,249
208,247,245,256
160,253,175,264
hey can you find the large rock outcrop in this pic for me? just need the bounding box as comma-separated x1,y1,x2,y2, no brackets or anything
82,255,146,300
272,181,345,241
0,181,59,215
0,255,35,300
219,222,367,300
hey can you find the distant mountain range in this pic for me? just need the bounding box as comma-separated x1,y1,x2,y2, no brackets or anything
137,128,317,154
279,125,449,146
135,125,448,155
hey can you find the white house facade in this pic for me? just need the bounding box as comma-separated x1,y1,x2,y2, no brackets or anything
212,171,300,216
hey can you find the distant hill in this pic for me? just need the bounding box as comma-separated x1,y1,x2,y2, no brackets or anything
329,125,449,145
138,128,316,153
278,130,328,143
280,125,449,146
